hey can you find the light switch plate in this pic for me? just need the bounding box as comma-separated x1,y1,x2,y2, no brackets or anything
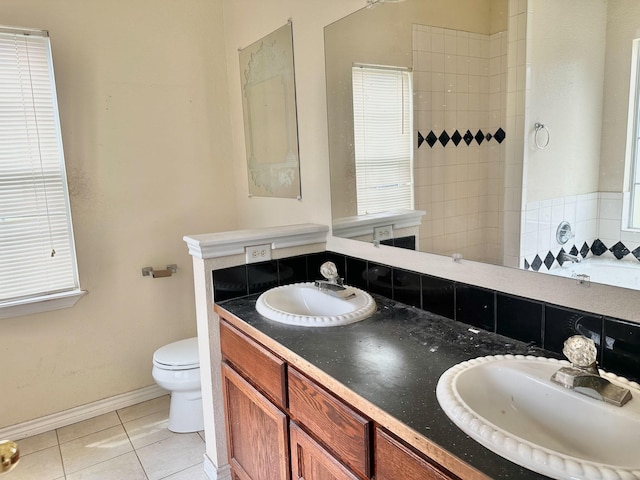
245,244,272,264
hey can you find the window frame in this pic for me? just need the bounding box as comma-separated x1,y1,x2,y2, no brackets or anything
625,39,640,230
0,26,84,319
351,64,415,216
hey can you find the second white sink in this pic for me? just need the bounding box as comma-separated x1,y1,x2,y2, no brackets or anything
436,355,640,480
256,282,376,327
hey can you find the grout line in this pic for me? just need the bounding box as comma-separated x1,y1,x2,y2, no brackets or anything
120,423,150,480
57,421,124,446
54,428,67,479
16,396,204,480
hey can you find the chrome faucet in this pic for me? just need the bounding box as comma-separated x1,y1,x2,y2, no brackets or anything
314,261,355,299
550,335,632,407
559,251,581,263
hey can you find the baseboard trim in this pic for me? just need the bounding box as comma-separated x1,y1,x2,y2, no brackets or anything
203,454,231,480
0,384,167,440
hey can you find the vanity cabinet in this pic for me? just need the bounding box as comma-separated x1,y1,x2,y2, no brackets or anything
220,319,286,408
290,422,360,480
288,367,371,479
221,363,289,480
218,308,460,480
220,320,289,480
375,428,456,480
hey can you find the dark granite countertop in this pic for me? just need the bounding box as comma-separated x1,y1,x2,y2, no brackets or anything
217,293,558,480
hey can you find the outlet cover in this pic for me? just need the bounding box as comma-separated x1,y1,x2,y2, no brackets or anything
373,225,394,242
245,244,272,264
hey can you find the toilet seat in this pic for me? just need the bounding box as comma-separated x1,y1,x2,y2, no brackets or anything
153,337,199,371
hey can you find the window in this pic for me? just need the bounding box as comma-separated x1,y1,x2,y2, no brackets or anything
0,27,82,317
352,65,414,216
628,39,640,229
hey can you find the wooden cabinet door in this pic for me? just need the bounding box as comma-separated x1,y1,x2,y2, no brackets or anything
375,428,457,480
290,422,360,480
222,363,290,480
288,368,371,479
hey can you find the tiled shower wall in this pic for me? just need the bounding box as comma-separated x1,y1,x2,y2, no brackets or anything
503,0,528,268
412,25,507,264
522,192,640,271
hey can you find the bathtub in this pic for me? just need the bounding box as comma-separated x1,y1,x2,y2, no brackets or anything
548,257,640,290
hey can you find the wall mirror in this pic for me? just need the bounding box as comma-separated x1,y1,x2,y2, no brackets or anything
325,0,640,291
240,21,301,199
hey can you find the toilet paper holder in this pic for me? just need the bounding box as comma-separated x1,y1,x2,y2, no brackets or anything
142,264,177,278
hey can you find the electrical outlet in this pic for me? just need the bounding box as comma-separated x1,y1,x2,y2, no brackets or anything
245,244,272,264
373,225,393,242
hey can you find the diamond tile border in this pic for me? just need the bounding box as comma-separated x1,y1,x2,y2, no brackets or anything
523,238,640,272
417,128,506,148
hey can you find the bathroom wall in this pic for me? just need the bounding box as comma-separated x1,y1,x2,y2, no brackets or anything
221,0,362,230
516,0,606,270
600,0,640,193
525,0,606,203
1,0,236,428
324,0,502,221
595,0,640,259
520,0,640,270
413,25,507,263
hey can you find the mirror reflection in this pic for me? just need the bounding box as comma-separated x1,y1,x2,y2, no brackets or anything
325,0,640,291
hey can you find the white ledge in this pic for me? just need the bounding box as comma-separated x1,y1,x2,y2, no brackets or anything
183,223,329,259
0,289,86,320
332,209,426,239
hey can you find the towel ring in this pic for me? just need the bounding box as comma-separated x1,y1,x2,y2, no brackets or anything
534,123,550,149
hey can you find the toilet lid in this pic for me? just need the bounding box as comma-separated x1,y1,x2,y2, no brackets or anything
153,337,200,370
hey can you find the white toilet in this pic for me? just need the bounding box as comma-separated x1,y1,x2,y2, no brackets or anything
152,337,204,433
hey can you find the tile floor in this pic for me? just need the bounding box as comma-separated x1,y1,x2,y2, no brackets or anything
8,396,208,480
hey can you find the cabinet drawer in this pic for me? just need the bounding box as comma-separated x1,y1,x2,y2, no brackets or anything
220,319,287,408
288,367,371,479
375,428,457,480
290,422,360,480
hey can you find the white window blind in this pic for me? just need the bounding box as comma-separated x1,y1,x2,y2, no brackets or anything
0,28,79,306
352,65,414,216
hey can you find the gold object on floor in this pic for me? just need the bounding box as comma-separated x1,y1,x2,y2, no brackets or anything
0,440,19,474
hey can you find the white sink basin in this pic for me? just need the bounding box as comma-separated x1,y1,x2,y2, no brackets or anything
255,282,376,327
436,355,640,480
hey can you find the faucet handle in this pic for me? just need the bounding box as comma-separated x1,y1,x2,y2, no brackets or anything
563,335,597,368
320,261,340,282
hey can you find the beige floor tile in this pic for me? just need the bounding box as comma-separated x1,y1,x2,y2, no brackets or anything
16,430,58,456
117,395,170,423
57,412,121,444
65,451,147,480
60,425,133,474
123,409,177,449
197,431,205,443
7,445,64,480
136,433,205,480
162,462,208,479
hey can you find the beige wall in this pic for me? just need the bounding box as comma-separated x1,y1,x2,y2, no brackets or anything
1,0,236,428
600,0,640,192
526,0,607,202
222,0,363,230
325,0,506,219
